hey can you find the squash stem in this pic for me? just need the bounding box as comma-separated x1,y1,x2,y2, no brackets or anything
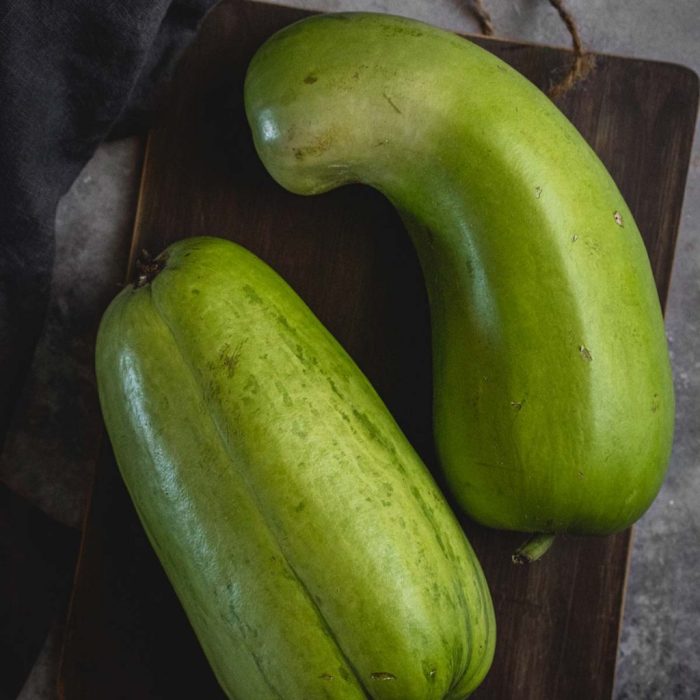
512,533,556,564
134,251,168,288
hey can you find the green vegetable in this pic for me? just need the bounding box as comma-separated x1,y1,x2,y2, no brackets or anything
244,12,674,547
96,237,495,699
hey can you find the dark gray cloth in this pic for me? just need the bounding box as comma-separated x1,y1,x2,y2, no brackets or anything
0,0,217,448
0,2,217,694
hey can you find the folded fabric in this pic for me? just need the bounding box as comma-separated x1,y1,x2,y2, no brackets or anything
0,0,216,448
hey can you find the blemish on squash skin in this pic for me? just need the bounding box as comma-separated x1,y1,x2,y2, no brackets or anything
219,341,246,378
275,380,294,407
319,673,334,681
352,408,396,456
292,132,333,161
535,186,543,199
326,375,343,399
242,284,263,305
379,22,423,38
579,345,593,361
510,401,523,411
304,73,318,84
382,92,402,114
370,672,397,681
613,210,624,227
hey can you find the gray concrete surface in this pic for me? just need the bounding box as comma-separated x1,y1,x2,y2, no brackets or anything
0,139,139,529
15,1,699,697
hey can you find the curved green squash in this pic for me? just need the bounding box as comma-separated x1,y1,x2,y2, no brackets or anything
244,13,675,540
96,237,495,700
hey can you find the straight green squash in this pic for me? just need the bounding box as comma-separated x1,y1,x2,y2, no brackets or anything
95,237,495,700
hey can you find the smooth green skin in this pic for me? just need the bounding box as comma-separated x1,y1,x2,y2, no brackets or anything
96,237,495,700
244,12,675,536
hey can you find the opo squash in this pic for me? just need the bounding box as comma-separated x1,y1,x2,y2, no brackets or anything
96,237,495,699
244,13,675,557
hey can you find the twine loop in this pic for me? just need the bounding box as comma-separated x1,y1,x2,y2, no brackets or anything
467,0,594,98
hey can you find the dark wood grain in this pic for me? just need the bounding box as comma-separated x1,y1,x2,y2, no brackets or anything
59,2,698,699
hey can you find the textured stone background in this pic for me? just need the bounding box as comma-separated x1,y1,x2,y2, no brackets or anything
14,1,699,698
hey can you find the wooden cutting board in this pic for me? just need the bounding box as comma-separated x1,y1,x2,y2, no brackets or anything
58,1,698,698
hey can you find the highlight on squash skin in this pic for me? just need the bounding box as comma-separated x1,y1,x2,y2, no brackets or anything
96,237,496,699
244,12,674,545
